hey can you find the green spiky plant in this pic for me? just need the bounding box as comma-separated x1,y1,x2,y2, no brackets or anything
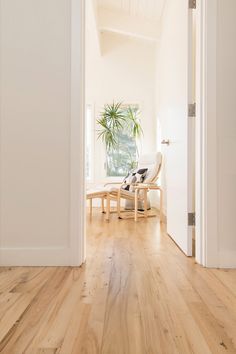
97,102,126,151
97,102,143,151
97,102,143,175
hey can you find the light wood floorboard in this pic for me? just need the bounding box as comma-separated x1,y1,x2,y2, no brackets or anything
0,210,236,353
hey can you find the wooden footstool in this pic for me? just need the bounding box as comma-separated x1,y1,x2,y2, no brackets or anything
86,190,110,221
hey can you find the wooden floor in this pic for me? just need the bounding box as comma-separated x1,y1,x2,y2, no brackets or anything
0,210,236,354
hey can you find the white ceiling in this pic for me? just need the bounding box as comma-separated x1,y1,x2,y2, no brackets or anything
97,0,166,23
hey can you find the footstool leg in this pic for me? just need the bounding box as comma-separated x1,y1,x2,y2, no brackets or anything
106,194,110,221
102,197,105,213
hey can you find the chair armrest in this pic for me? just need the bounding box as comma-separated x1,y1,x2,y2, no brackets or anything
134,183,161,190
118,182,143,190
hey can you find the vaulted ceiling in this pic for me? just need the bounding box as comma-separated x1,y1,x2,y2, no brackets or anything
94,0,166,43
97,0,166,22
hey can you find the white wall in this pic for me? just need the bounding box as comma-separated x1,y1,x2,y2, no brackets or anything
86,1,157,187
198,0,236,268
0,0,84,266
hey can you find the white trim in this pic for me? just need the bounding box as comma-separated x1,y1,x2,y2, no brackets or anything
0,248,73,267
187,6,194,257
195,0,218,267
70,0,86,266
195,0,204,265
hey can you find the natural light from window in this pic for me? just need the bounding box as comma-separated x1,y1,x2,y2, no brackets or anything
106,104,139,177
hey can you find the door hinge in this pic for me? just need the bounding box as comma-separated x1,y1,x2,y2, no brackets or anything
188,212,196,226
189,0,196,9
188,103,196,117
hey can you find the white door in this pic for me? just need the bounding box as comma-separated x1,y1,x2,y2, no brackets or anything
158,0,195,256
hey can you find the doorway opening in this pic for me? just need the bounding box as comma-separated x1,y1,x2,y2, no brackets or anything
84,0,197,262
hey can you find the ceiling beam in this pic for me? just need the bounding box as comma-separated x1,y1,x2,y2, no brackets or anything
100,27,158,42
97,7,160,42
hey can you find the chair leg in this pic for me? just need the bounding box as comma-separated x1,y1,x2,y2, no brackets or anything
89,199,92,217
106,194,110,221
144,190,148,218
135,189,138,222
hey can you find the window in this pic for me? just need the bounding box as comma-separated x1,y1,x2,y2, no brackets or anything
106,131,137,177
85,104,93,181
106,105,139,177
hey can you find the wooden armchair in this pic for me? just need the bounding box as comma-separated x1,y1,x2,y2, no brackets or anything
87,152,162,221
105,152,163,221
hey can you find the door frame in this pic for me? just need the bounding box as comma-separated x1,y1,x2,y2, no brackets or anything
70,0,86,266
75,0,217,267
195,0,218,267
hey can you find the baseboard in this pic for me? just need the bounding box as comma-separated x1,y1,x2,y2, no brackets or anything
205,251,236,269
219,251,236,268
0,247,73,266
